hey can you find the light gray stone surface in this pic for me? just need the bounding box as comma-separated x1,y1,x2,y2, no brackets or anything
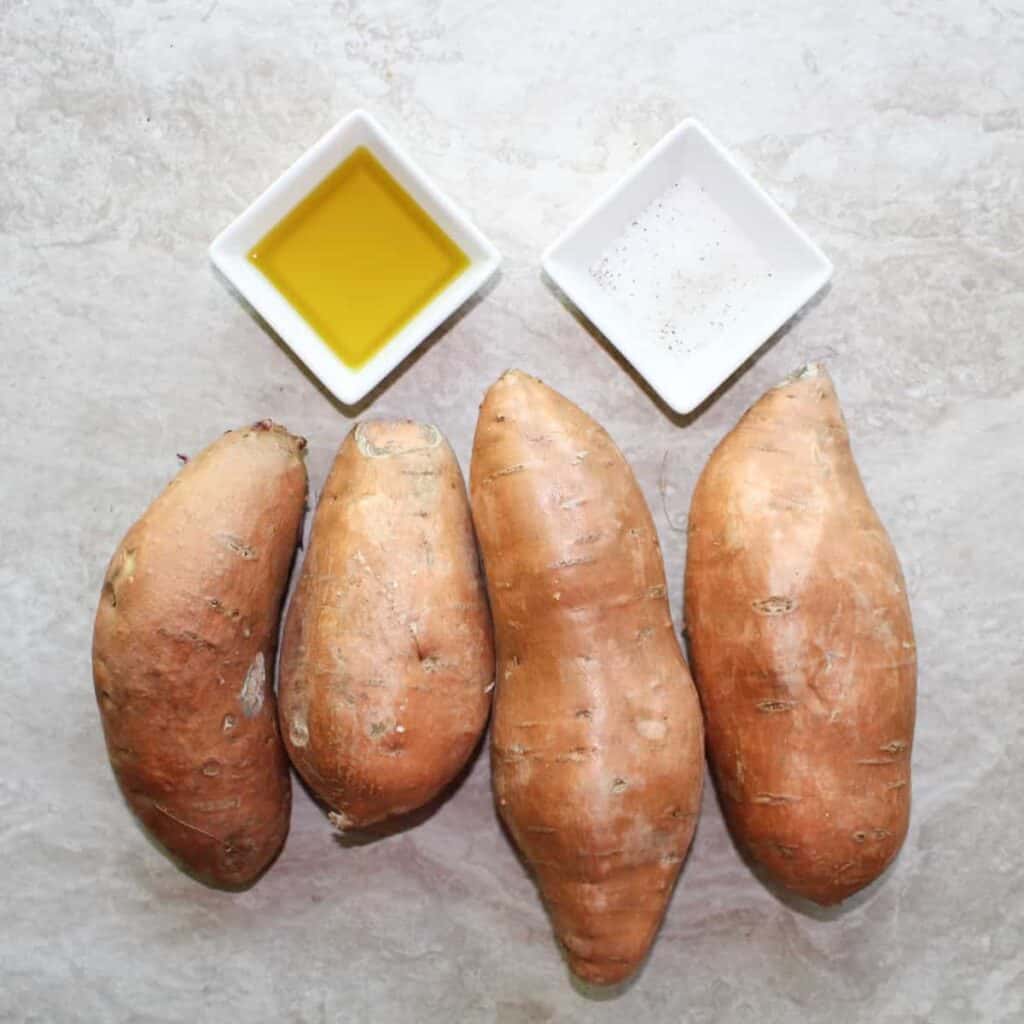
3,1,1023,1020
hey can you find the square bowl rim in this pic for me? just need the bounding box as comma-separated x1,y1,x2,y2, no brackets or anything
541,117,833,414
210,108,502,407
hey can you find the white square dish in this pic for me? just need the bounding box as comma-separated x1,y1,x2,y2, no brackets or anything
210,109,501,407
542,118,832,414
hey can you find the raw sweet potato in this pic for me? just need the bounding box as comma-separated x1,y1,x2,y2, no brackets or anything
684,364,916,905
470,371,704,986
92,421,307,888
278,421,494,830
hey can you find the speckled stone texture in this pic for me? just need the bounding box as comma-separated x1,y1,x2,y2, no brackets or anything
2,1,1022,1021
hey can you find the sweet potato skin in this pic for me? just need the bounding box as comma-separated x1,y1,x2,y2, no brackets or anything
92,421,307,888
278,421,494,830
684,365,916,905
471,371,704,986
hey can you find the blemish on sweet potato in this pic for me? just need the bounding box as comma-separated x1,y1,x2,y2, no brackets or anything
635,719,667,741
239,653,266,717
880,740,909,755
549,555,597,570
220,533,257,560
104,548,137,607
756,698,798,713
289,717,309,748
487,463,526,481
751,595,797,615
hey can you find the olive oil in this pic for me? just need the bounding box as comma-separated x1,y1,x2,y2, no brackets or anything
248,147,469,369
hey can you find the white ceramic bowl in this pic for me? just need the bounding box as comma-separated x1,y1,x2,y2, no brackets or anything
542,118,832,414
211,110,501,406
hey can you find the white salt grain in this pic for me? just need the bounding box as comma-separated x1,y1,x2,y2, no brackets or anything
589,179,774,359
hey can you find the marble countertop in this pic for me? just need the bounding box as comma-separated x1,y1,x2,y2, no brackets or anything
3,1,1023,1021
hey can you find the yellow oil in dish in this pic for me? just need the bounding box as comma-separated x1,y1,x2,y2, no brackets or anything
248,147,469,369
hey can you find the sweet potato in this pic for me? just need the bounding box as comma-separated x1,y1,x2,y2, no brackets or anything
470,371,704,986
92,421,307,888
278,421,494,830
684,364,916,905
